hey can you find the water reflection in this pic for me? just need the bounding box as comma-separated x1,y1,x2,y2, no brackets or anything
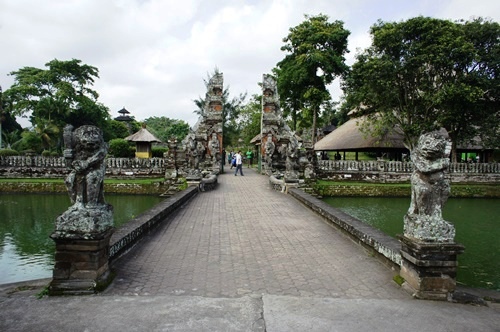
0,194,163,284
323,197,500,291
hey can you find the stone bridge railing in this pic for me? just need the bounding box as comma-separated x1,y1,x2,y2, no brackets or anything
317,160,500,183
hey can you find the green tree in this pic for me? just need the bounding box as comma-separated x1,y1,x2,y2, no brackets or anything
2,130,22,149
4,59,108,130
33,121,60,151
344,17,499,158
143,116,189,142
0,87,23,149
275,14,350,142
238,95,262,145
108,120,131,140
16,130,42,154
108,138,134,158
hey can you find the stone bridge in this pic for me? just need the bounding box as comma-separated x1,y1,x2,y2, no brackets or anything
1,169,499,331
107,169,404,299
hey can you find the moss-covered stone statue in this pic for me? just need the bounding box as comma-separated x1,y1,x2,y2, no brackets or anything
404,129,454,242
54,125,113,238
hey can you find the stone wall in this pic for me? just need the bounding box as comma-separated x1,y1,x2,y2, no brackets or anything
0,156,166,178
2,156,499,184
317,160,500,183
313,183,500,198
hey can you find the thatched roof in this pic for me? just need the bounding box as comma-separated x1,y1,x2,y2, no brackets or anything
250,134,261,144
125,128,161,143
314,117,406,151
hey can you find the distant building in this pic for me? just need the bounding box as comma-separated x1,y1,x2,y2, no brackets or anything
125,125,161,158
114,107,134,134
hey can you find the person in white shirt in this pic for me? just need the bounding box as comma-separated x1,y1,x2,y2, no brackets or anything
234,150,244,176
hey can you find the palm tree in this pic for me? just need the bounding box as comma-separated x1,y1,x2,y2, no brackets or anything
34,121,60,151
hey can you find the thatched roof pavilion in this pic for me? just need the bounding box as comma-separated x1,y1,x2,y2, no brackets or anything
125,126,161,158
314,116,408,160
315,116,495,162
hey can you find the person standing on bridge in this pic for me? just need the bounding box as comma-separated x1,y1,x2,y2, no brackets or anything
234,150,244,176
246,149,253,168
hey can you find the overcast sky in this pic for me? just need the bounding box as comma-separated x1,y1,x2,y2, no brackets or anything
1,0,499,128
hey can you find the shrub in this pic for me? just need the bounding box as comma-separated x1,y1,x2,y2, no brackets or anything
108,139,135,158
41,150,51,157
152,147,168,158
0,149,19,156
20,149,36,156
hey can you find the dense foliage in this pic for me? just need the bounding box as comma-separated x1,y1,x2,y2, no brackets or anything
275,14,350,141
344,17,499,158
108,138,134,158
143,116,189,143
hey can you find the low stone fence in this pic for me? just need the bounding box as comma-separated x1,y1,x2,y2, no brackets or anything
109,186,198,263
288,187,401,268
317,160,500,183
0,156,166,178
2,156,499,183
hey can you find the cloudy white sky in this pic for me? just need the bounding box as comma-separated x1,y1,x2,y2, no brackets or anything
1,0,499,128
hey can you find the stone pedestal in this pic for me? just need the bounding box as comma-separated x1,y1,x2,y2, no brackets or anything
399,236,464,300
49,229,114,295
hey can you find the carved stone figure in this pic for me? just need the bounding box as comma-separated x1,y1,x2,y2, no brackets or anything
65,126,107,206
55,125,113,237
261,74,307,176
186,133,196,169
265,134,275,164
404,130,454,242
195,141,206,169
284,135,299,182
209,132,220,162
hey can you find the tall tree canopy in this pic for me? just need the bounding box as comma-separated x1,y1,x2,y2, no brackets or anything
238,95,262,146
143,116,189,142
4,59,110,130
275,14,350,141
344,17,499,158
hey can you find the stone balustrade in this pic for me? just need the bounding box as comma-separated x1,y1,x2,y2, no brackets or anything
0,156,166,178
318,160,500,173
1,156,499,181
317,160,500,183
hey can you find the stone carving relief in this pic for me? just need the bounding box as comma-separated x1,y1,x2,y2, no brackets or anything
260,74,303,181
181,73,223,179
284,134,300,182
55,125,113,238
404,129,454,242
208,132,220,163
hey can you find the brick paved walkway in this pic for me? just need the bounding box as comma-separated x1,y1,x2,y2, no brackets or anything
106,169,407,300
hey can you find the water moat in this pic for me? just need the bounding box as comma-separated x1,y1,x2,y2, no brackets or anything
323,196,500,291
0,194,163,284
